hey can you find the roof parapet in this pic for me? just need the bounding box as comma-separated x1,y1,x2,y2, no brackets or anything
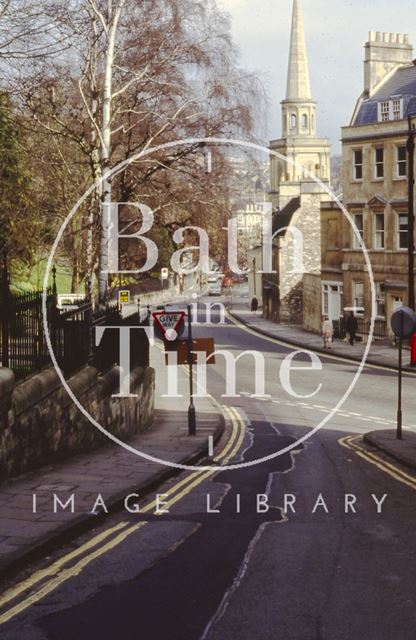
368,31,410,46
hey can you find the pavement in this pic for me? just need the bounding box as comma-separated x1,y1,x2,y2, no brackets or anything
0,342,224,575
229,296,416,473
229,300,413,371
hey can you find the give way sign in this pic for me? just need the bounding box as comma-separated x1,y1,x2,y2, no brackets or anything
152,310,186,341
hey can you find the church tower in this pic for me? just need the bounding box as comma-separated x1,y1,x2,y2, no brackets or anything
270,0,331,209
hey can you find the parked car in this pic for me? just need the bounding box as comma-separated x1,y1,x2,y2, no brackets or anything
57,294,86,311
208,283,221,296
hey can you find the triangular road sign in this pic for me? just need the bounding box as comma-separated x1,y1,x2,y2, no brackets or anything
152,310,186,341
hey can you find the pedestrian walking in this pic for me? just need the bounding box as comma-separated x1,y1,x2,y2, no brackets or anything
322,316,333,349
346,311,358,346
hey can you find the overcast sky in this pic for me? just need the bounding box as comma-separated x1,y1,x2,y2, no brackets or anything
218,0,415,153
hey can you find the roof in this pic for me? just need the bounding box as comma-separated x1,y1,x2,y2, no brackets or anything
354,63,416,126
272,197,300,236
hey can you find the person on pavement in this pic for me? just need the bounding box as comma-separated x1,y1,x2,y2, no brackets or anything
346,311,358,346
322,316,333,349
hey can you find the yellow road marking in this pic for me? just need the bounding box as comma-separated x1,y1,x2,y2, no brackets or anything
154,406,245,514
0,405,245,624
339,435,416,491
0,521,129,612
0,522,147,625
142,404,240,514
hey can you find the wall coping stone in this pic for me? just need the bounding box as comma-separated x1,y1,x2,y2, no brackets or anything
0,369,15,396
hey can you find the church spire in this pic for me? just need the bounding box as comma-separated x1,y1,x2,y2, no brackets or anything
286,0,312,101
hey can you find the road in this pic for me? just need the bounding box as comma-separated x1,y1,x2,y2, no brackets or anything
1,293,416,639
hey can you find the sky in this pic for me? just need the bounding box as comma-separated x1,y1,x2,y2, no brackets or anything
217,0,415,153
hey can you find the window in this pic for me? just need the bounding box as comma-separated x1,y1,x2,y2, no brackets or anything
393,99,402,120
378,98,403,122
353,282,364,315
353,213,364,248
380,101,390,121
374,148,384,178
397,213,408,249
291,113,297,129
302,114,308,128
374,213,385,249
397,146,407,177
375,282,386,318
322,284,329,315
353,150,363,180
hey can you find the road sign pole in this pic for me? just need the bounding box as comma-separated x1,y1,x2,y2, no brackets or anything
187,304,196,435
397,310,403,440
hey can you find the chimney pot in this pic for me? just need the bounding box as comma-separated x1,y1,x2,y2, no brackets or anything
376,32,382,42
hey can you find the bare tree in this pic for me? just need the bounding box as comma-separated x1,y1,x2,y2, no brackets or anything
15,0,264,300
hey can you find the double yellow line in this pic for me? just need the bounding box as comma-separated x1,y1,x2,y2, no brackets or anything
0,405,245,626
339,435,416,491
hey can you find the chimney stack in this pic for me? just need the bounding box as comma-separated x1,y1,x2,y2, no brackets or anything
364,32,413,96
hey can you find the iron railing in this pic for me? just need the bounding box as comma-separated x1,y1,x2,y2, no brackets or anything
332,318,388,341
0,270,149,381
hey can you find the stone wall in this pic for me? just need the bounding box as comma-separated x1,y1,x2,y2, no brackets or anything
0,364,154,481
279,183,328,323
303,273,322,333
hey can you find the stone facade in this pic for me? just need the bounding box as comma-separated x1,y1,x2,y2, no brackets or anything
338,32,416,335
302,273,322,333
278,183,328,322
0,364,155,481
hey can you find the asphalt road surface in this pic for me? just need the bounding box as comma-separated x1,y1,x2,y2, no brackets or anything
1,293,416,640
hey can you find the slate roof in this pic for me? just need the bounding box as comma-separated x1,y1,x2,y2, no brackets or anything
354,63,416,126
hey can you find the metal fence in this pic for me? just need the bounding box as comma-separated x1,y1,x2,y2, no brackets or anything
1,271,149,381
332,317,388,341
356,318,388,340
0,286,56,379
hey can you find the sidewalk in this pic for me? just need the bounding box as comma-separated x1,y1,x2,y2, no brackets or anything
230,296,416,472
229,299,415,372
0,345,224,574
364,430,416,471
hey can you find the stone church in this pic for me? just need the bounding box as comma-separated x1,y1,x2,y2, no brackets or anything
264,0,331,324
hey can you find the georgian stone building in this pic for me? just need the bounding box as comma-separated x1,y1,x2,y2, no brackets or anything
264,0,331,323
341,32,416,329
300,31,416,337
319,31,416,337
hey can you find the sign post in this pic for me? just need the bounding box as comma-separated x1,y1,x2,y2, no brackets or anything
152,310,185,341
187,304,196,435
118,290,130,306
391,306,416,439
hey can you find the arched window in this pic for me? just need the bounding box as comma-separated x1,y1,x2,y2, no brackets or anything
291,113,297,129
302,114,308,128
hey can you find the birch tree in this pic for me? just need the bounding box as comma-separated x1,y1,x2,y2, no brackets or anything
18,0,263,301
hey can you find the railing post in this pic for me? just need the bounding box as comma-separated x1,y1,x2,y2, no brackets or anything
50,265,58,363
1,263,10,368
86,280,94,366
